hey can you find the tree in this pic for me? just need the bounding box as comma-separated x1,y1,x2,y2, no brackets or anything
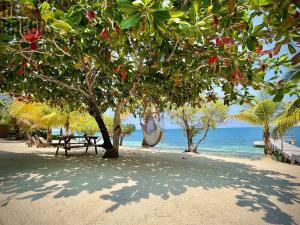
1,0,299,158
169,101,228,153
235,98,283,155
9,101,66,142
119,123,136,146
272,99,300,139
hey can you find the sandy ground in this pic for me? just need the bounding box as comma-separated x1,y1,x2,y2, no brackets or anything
0,139,300,225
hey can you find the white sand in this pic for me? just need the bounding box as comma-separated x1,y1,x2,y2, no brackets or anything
0,139,300,225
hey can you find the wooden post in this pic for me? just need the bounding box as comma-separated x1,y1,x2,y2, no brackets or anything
94,138,97,154
85,136,89,153
55,137,62,156
64,137,69,156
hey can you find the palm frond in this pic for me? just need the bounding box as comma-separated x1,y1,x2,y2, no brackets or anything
272,108,300,138
234,109,261,125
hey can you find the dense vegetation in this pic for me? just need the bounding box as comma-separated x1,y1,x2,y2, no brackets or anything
0,0,299,157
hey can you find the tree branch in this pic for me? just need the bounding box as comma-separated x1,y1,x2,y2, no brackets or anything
194,126,210,151
166,39,179,63
29,70,90,98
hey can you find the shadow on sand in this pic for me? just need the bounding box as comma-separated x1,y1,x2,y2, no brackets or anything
0,149,299,225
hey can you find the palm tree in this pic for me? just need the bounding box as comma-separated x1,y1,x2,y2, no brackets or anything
272,98,300,139
10,101,66,142
235,98,282,155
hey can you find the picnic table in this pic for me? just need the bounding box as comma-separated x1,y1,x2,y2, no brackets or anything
55,135,102,156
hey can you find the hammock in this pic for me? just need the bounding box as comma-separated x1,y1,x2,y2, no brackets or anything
140,113,164,147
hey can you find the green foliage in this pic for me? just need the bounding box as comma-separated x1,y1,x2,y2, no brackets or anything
0,0,299,152
121,123,136,135
0,98,11,125
169,101,229,152
272,99,300,138
32,129,47,139
69,111,99,135
235,98,283,126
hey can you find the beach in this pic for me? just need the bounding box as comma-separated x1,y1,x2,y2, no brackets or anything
0,139,300,225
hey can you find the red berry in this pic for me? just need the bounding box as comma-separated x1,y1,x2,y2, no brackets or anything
101,29,108,40
120,69,126,81
222,37,234,45
208,55,218,64
230,67,243,81
268,52,273,58
17,68,25,76
114,25,121,33
278,79,284,85
30,42,38,50
86,11,96,20
235,67,243,80
24,28,43,43
21,58,28,66
224,59,231,67
216,37,222,46
255,46,263,53
114,65,121,73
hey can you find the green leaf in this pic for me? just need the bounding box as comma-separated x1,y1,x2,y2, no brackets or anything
152,10,170,26
252,23,264,35
193,1,199,15
20,0,34,9
278,54,288,63
246,36,256,51
40,1,50,13
132,0,144,6
170,11,185,18
178,21,192,29
288,44,296,54
202,0,209,7
118,0,139,14
251,0,273,6
120,12,141,29
273,92,284,102
52,20,72,32
55,10,64,18
42,11,55,21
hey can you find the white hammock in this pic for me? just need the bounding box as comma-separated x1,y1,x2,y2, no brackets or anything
140,114,164,147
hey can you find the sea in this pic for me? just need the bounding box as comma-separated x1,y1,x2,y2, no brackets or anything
53,127,300,158
121,127,300,158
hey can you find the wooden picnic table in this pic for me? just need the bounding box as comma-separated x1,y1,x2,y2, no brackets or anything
55,135,102,156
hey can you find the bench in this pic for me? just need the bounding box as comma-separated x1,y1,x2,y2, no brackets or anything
55,135,102,156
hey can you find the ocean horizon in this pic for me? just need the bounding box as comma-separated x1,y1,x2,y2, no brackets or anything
53,127,300,158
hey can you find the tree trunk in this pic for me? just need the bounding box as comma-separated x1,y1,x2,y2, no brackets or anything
193,127,210,153
263,127,272,155
187,135,196,152
182,113,196,153
47,127,52,143
64,113,70,136
112,102,123,152
88,98,118,158
184,127,196,153
13,118,22,140
120,134,125,146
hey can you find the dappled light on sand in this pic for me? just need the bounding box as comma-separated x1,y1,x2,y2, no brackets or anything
0,141,300,225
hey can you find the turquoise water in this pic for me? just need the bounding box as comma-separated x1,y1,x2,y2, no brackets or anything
53,127,300,158
122,127,300,157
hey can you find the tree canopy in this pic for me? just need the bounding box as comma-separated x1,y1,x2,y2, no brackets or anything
0,0,299,157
